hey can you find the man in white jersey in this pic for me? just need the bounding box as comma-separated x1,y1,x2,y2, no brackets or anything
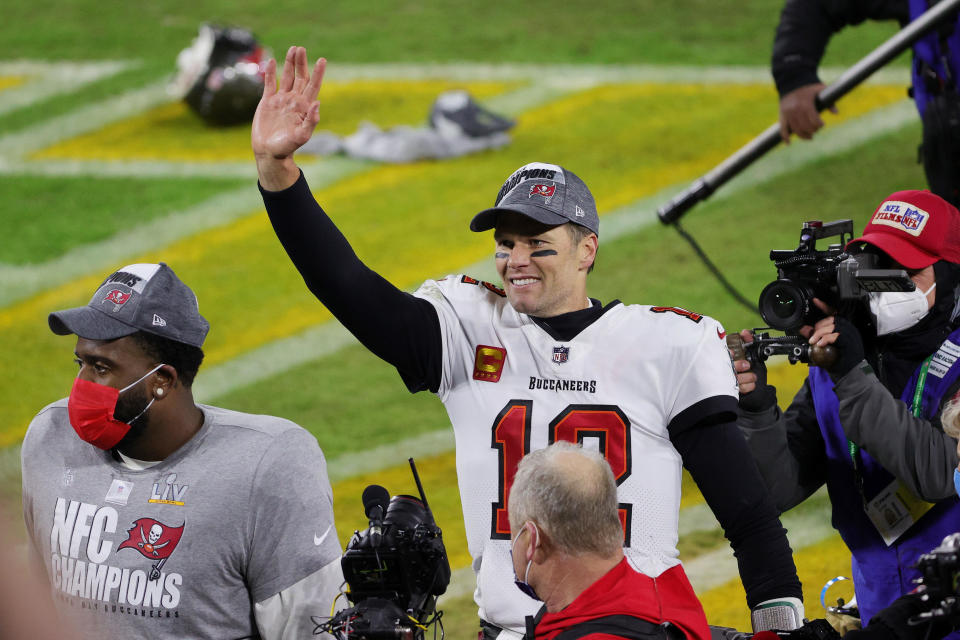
21,261,343,639
254,46,805,638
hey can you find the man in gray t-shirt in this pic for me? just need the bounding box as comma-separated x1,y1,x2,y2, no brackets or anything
21,262,342,639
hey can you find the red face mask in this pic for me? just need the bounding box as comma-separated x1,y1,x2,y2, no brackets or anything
67,364,163,450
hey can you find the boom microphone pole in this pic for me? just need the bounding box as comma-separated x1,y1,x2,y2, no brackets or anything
657,0,960,225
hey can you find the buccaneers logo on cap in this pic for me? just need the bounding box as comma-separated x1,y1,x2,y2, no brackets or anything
102,289,131,308
529,184,556,199
118,517,185,580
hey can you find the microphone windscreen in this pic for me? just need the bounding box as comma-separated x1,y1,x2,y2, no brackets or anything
362,484,391,517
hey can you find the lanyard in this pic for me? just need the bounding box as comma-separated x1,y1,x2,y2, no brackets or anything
848,355,934,500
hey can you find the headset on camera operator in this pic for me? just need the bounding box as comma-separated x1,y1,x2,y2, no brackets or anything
733,190,960,635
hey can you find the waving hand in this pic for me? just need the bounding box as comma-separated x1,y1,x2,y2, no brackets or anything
252,46,326,190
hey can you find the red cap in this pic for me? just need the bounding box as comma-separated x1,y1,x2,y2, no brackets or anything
847,190,960,269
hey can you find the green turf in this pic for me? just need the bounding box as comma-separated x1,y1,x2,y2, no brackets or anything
0,62,170,136
0,1,907,137
0,175,245,264
589,123,927,333
2,0,899,66
214,343,451,459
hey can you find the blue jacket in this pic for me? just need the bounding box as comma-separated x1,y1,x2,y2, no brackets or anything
808,330,960,625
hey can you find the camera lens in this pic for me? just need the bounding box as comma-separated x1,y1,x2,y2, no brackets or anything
759,280,811,331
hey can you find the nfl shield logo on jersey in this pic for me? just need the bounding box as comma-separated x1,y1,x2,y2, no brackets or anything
552,346,569,364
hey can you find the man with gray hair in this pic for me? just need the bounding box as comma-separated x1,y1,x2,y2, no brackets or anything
508,442,710,640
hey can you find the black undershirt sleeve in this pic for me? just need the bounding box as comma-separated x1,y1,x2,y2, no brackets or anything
259,172,443,392
772,0,907,96
669,398,803,607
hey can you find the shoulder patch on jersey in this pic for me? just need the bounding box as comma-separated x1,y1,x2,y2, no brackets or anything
649,306,703,323
473,345,506,382
460,275,506,297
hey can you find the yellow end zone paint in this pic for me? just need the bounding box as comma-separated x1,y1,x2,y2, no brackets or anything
0,81,905,440
0,75,27,92
697,533,852,629
513,82,905,212
30,80,521,163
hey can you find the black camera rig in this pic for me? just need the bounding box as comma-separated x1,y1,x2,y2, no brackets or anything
314,459,451,640
733,219,915,367
910,532,960,627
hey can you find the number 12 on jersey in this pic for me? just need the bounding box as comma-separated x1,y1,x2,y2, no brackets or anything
490,399,633,544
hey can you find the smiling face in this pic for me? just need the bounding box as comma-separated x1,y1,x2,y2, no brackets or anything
493,213,597,318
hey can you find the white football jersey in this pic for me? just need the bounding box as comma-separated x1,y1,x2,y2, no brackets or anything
414,275,739,632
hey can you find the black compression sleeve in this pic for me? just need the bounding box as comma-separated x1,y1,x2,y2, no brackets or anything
259,172,443,392
672,415,803,607
772,0,907,96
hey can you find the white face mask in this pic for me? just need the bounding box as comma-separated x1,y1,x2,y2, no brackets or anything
868,283,936,336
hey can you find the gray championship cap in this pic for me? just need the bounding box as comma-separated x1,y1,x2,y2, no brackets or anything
49,262,209,347
470,162,599,235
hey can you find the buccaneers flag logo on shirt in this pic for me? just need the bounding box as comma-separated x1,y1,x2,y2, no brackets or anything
118,517,185,580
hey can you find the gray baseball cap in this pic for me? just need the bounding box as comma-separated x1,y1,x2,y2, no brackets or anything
49,262,209,348
470,162,599,235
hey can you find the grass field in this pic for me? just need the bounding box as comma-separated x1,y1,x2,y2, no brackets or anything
0,1,925,635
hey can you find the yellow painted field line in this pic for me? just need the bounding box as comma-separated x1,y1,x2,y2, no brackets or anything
697,533,852,629
0,76,26,91
31,80,520,163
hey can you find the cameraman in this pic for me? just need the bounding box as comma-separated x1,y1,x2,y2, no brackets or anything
734,190,960,634
509,442,710,640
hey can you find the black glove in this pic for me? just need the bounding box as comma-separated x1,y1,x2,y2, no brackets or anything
826,316,866,381
739,352,778,412
845,591,954,640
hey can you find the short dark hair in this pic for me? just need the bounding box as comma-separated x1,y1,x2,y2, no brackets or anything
566,223,598,274
129,331,204,388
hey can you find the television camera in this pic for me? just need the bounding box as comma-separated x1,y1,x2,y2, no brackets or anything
314,459,451,640
731,219,915,367
910,532,960,627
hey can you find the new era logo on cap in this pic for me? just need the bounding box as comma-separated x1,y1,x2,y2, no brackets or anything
152,314,167,327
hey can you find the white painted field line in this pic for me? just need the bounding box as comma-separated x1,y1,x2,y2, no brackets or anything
0,159,368,307
0,60,133,117
0,159,263,179
0,61,911,180
328,62,910,87
0,81,171,160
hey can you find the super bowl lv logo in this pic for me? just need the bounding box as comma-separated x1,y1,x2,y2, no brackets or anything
119,517,185,581
150,472,189,506
47,498,183,612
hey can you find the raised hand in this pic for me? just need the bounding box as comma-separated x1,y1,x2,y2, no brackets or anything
252,46,326,190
